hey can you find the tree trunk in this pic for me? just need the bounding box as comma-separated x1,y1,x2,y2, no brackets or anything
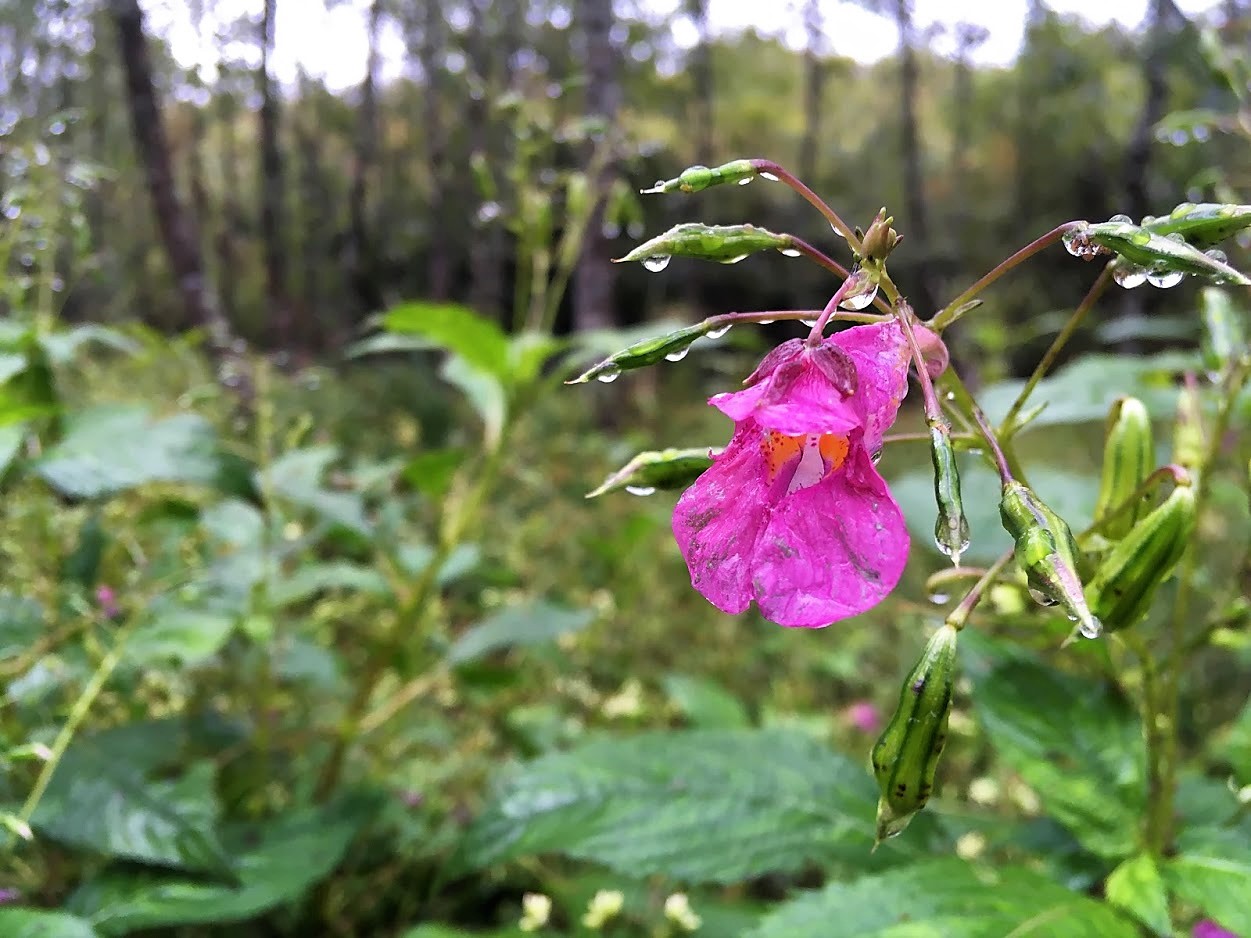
348,0,385,316
418,0,452,300
688,0,713,161
572,0,621,332
798,0,824,182
258,0,290,344
895,0,937,316
295,67,328,333
1124,0,1172,220
109,0,230,346
466,0,504,320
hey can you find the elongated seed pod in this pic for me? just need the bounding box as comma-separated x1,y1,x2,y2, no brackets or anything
871,624,959,844
929,425,970,565
1093,397,1154,540
1000,481,1101,638
1087,482,1196,632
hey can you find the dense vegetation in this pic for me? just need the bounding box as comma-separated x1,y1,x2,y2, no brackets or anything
1,1,1250,936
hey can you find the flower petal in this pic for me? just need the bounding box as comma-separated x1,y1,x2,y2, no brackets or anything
672,423,774,615
827,322,911,452
749,445,909,627
711,365,860,436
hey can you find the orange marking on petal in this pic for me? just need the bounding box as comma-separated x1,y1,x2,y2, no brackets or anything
762,431,805,480
819,433,850,471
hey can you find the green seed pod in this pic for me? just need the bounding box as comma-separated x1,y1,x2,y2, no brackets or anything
1087,481,1196,632
1201,287,1247,374
614,223,792,267
585,446,719,499
1172,377,1206,476
1093,397,1155,540
929,425,970,565
566,317,734,385
871,624,959,844
641,159,759,194
1143,202,1251,249
999,481,1101,639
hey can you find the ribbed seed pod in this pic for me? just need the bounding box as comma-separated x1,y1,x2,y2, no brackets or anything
1087,482,1196,632
1093,397,1154,540
929,425,970,565
871,624,959,844
999,480,1101,639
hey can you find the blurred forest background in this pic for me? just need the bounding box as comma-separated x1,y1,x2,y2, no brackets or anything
2,0,1251,936
4,0,1247,368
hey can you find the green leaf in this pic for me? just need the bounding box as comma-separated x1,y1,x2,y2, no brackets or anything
1,593,43,661
746,857,1137,937
454,729,942,883
0,910,100,938
615,222,791,265
1106,853,1171,935
0,421,23,476
382,302,510,380
1165,825,1251,935
0,352,26,383
344,332,436,358
32,744,233,878
269,561,391,608
973,656,1144,858
1081,219,1250,285
1143,202,1251,249
126,606,236,666
260,446,371,538
978,352,1195,430
39,325,139,364
441,355,506,444
447,601,594,666
403,448,465,500
662,673,750,728
66,800,370,935
401,928,529,938
585,446,717,498
36,406,222,499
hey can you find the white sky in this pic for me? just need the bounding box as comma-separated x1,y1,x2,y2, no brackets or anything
142,0,1225,92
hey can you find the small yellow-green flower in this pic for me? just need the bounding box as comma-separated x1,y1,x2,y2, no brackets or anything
581,889,625,929
664,892,702,932
518,893,552,932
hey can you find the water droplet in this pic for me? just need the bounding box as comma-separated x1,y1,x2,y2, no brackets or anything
737,177,753,186
1171,129,1189,146
48,120,65,136
1027,587,1058,607
2,203,19,220
642,255,671,272
595,365,621,383
945,391,955,401
476,201,502,224
664,346,690,362
1109,213,1133,224
625,485,656,496
778,247,802,257
642,179,666,193
1112,263,1148,289
706,324,732,339
801,319,818,328
1062,229,1098,257
1204,248,1229,265
1147,269,1184,288
757,318,776,325
870,449,882,464
1078,616,1103,640
759,171,779,181
928,592,950,605
839,281,879,311
719,254,749,265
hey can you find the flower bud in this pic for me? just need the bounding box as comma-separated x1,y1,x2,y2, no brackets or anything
871,623,958,845
861,208,900,261
1086,479,1196,632
1093,397,1155,540
929,425,970,565
999,481,1101,639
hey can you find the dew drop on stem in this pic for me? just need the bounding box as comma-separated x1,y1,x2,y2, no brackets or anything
625,485,657,496
643,255,671,272
665,347,690,362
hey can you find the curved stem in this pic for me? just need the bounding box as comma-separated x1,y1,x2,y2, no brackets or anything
1000,264,1113,433
946,549,1014,631
969,401,1015,485
930,222,1083,327
805,278,856,344
787,238,894,316
706,308,889,328
752,160,864,253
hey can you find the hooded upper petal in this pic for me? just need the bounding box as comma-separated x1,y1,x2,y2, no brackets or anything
749,444,909,626
710,365,860,436
827,321,912,453
672,422,776,615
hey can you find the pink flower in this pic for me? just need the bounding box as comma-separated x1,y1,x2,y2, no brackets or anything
846,700,882,734
673,321,914,627
1194,921,1240,938
95,584,120,619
